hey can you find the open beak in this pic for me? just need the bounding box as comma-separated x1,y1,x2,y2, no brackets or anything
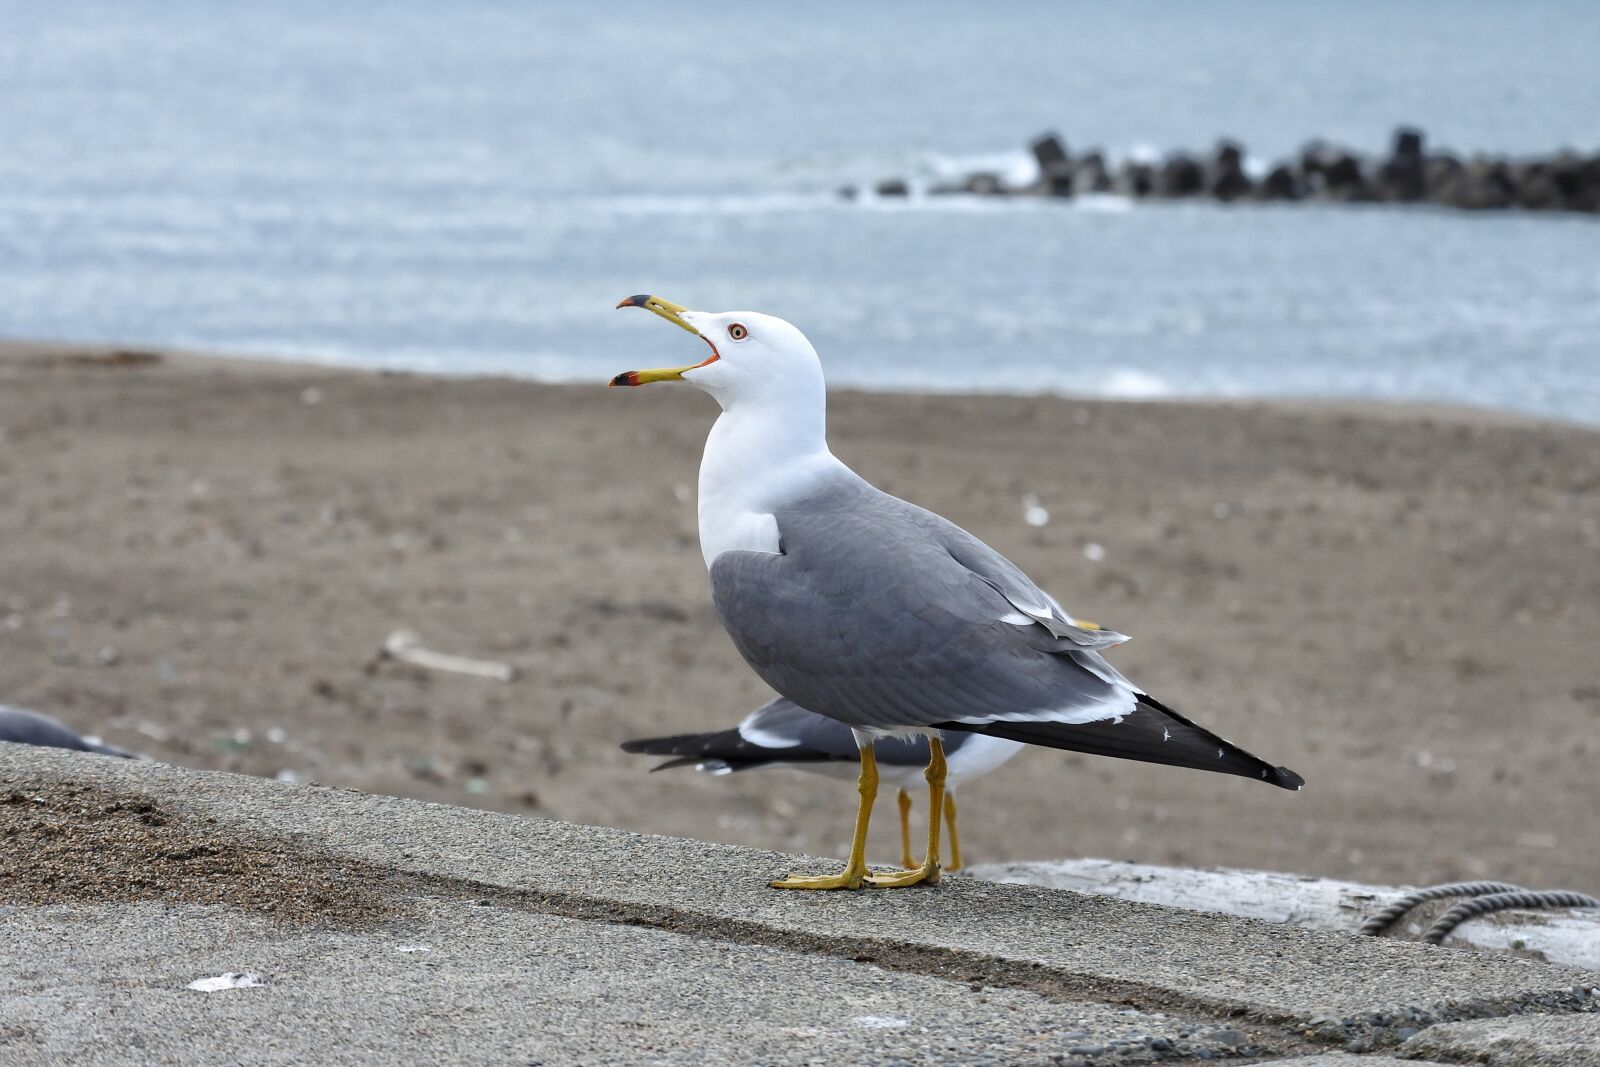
610,295,721,387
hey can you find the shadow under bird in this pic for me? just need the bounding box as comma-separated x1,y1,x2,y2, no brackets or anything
611,294,1302,890
622,696,1024,870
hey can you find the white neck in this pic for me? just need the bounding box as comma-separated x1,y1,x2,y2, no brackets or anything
696,383,838,566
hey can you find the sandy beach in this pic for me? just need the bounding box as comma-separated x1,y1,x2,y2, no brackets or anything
2,339,1596,891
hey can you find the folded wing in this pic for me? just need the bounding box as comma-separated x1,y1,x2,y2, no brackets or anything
707,475,1302,789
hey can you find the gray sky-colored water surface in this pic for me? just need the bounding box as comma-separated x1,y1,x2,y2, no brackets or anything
1,1,1597,420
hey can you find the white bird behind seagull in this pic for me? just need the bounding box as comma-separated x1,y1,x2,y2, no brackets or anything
611,295,1302,890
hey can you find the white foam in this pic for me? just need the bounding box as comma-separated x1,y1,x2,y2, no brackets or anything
1075,193,1133,212
1125,142,1162,165
1099,369,1174,399
926,148,1038,189
600,193,833,217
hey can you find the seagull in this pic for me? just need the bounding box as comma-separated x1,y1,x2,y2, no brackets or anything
0,705,139,759
610,295,1303,890
621,696,1024,870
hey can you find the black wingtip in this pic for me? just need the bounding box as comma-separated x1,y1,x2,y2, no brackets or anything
1269,766,1306,791
648,756,701,773
937,692,1306,792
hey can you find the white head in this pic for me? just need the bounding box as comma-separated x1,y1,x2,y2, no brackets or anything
610,295,826,413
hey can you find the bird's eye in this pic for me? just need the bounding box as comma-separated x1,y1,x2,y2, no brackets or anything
728,323,749,341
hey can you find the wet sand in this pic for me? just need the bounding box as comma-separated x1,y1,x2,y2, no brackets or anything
2,339,1596,890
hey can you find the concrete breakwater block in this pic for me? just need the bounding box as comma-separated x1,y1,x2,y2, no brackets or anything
3,742,1598,1065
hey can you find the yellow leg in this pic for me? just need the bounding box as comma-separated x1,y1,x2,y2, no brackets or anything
944,791,963,872
897,788,916,869
867,737,945,888
770,744,877,890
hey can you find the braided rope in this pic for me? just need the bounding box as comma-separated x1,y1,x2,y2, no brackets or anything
1359,881,1526,936
1423,890,1600,945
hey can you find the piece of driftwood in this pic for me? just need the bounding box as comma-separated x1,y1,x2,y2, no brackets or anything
968,858,1600,969
378,630,517,682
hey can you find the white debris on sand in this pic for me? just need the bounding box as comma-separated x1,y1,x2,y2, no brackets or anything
1021,493,1050,527
187,972,267,992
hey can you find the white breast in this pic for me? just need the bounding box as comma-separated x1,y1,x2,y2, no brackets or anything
695,409,843,567
698,506,780,565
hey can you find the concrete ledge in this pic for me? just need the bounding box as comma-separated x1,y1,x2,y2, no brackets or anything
1399,1013,1600,1066
3,744,1598,1065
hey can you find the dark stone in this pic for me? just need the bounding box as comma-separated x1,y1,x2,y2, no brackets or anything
1379,125,1427,201
1325,155,1372,200
1031,131,1071,173
1126,163,1152,198
1202,1027,1248,1049
1550,151,1600,212
1073,151,1112,194
1424,153,1463,201
1301,140,1374,200
964,172,1006,196
874,178,909,197
1512,162,1561,210
1159,153,1205,197
1119,162,1156,198
1257,164,1302,200
1030,131,1075,196
1393,126,1425,158
1444,159,1516,210
1209,140,1253,201
1299,139,1333,177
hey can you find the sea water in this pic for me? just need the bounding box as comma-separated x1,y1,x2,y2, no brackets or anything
1,0,1596,421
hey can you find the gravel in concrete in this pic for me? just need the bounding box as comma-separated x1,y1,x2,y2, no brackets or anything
1271,1058,1432,1066
1275,1058,1435,1066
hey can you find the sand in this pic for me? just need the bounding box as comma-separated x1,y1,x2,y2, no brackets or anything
1,339,1596,891
0,776,403,926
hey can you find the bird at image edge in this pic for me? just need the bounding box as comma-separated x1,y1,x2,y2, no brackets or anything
610,294,1303,891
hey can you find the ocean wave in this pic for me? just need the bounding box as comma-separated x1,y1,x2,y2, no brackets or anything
588,192,839,217
923,148,1038,188
1097,369,1175,399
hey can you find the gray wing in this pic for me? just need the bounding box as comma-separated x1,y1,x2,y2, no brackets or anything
734,696,870,758
619,695,971,770
708,478,1303,790
709,478,1139,733
740,697,981,766
0,705,139,758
